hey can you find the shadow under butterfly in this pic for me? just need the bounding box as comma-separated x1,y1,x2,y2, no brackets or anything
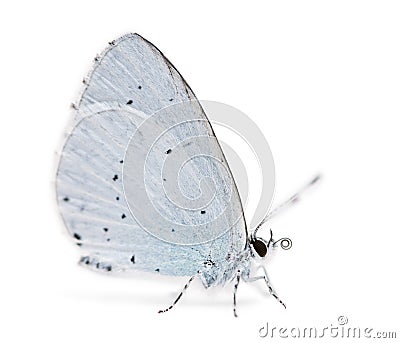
56,33,320,317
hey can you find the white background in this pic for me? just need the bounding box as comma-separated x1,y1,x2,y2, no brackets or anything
1,1,399,342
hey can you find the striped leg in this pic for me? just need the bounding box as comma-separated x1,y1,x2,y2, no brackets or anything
233,270,241,317
158,273,197,314
245,266,286,309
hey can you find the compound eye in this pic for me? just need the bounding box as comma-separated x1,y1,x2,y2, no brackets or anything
252,239,267,257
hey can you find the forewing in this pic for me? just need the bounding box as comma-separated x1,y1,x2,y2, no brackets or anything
76,33,194,118
56,34,246,277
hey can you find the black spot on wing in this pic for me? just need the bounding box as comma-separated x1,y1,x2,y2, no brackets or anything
80,256,113,272
73,233,81,240
113,174,118,181
80,256,90,265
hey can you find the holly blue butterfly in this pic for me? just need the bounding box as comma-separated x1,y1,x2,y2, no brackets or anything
56,33,319,316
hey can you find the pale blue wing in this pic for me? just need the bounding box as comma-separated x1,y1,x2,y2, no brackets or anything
75,33,194,119
56,34,247,285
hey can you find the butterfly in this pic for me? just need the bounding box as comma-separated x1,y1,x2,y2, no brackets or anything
56,33,319,316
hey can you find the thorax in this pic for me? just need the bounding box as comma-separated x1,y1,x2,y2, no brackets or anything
199,245,252,288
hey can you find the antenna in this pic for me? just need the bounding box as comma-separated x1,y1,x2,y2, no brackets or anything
253,174,322,232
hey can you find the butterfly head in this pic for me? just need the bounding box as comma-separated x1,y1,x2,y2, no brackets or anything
250,236,269,258
249,228,292,259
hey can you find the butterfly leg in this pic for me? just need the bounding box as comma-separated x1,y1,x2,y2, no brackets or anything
233,269,241,317
158,272,199,314
244,266,286,309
